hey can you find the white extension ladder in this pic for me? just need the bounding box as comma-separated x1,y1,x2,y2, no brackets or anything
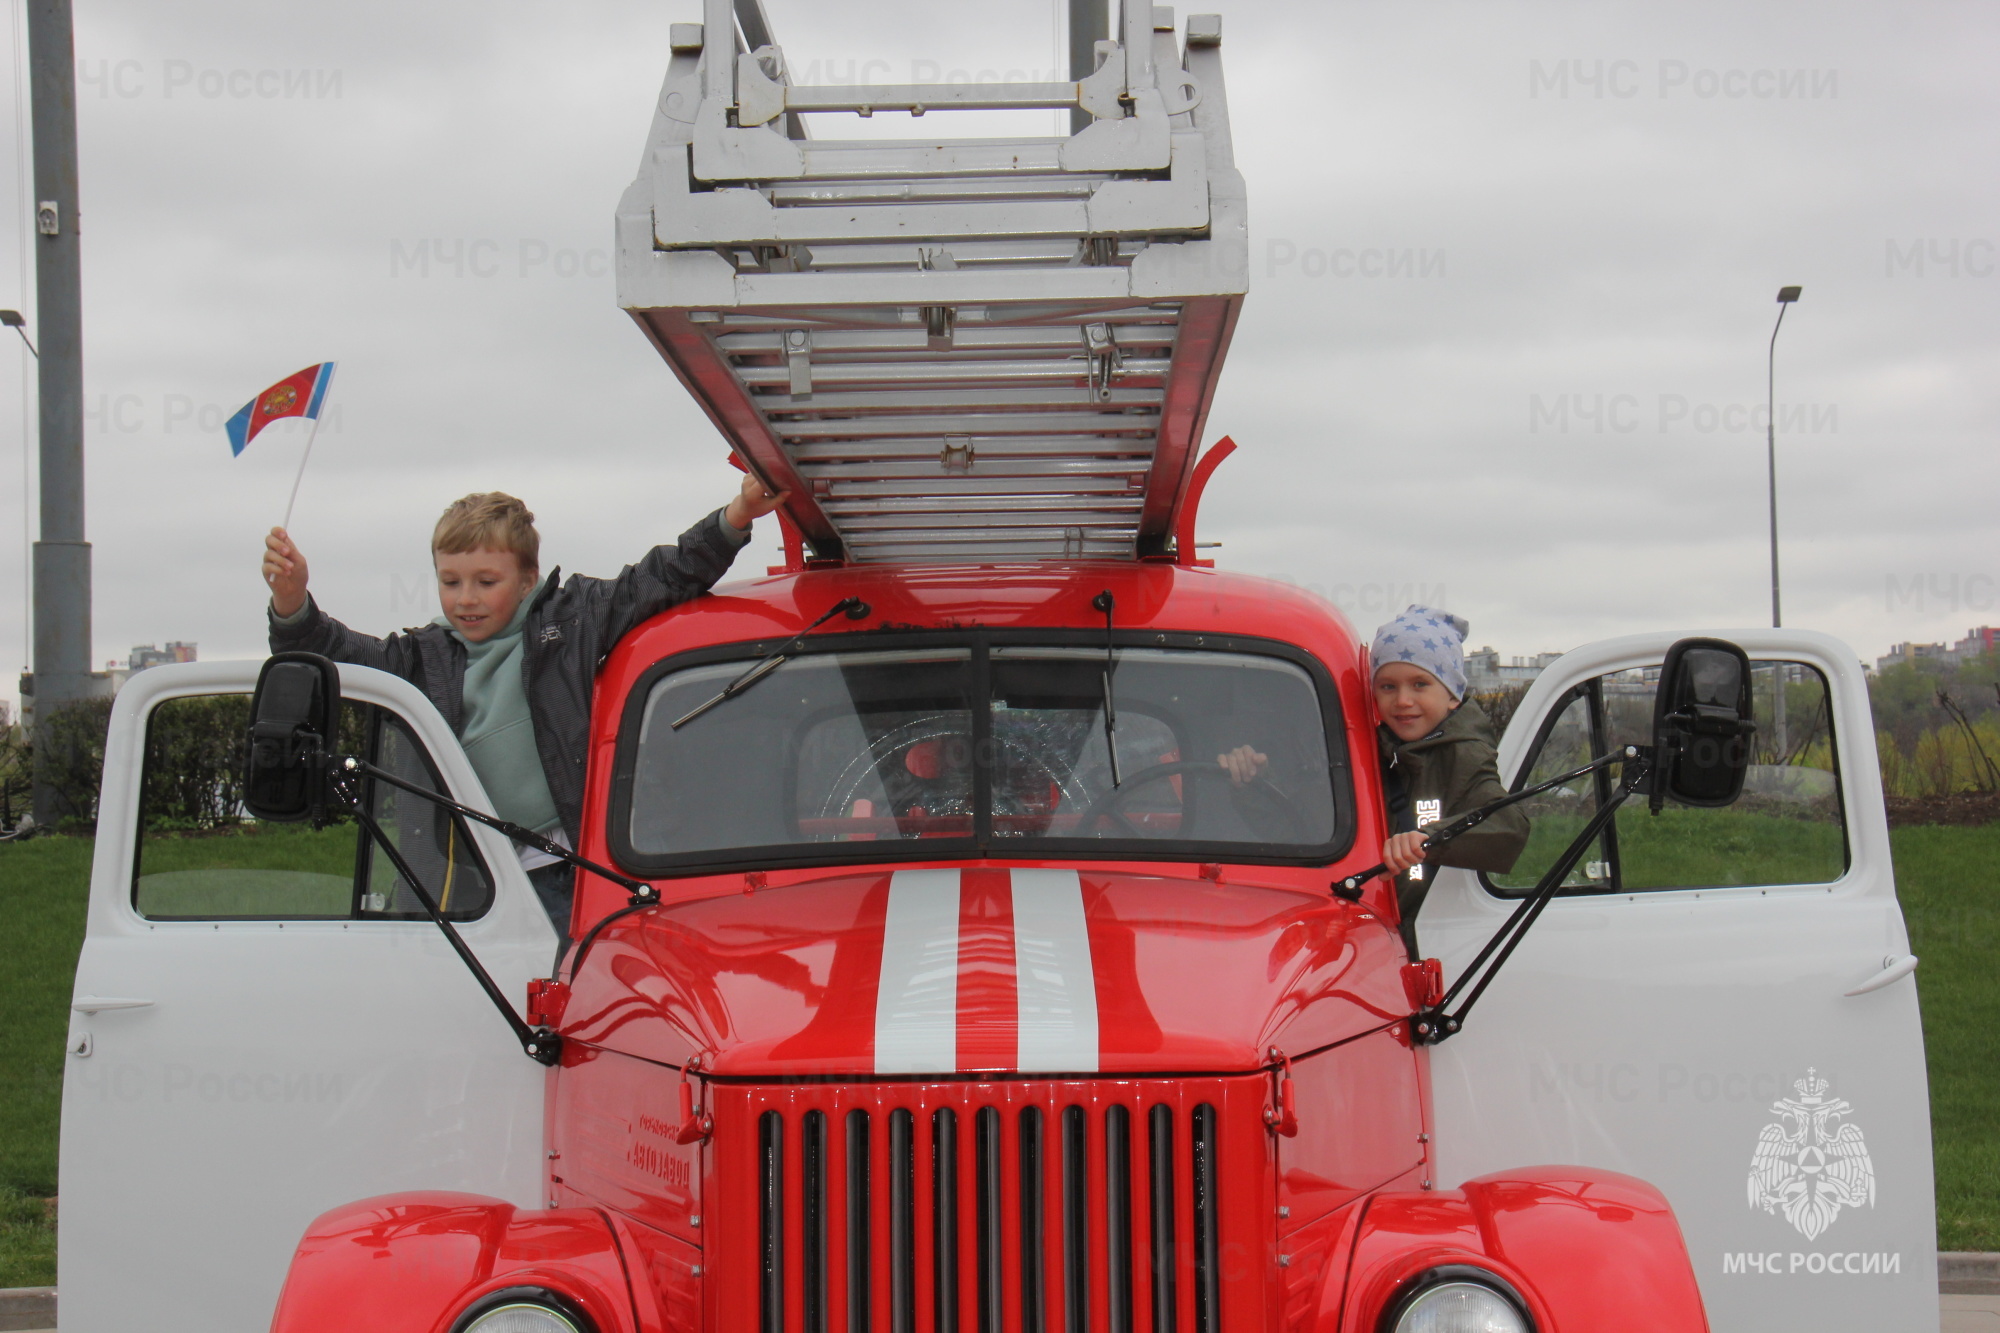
617,0,1247,563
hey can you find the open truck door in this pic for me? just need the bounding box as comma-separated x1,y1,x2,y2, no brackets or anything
59,660,556,1333
1418,629,1936,1333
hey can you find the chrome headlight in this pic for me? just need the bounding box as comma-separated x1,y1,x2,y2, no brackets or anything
1384,1269,1532,1333
459,1308,580,1333
452,1287,591,1333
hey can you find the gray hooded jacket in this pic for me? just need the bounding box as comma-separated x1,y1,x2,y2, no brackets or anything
268,508,747,845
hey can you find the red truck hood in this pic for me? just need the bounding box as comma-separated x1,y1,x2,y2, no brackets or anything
563,866,1412,1077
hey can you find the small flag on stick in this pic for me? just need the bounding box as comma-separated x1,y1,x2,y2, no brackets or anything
225,361,338,529
224,362,335,456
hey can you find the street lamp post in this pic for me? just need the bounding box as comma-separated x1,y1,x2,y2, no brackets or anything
25,0,90,826
1766,284,1801,764
1766,285,1801,628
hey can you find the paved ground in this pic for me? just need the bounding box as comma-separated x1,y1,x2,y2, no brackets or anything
1947,1293,2000,1331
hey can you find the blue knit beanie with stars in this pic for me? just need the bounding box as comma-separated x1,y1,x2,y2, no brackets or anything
1370,604,1472,701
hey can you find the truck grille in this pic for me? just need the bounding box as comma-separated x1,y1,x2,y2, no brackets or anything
713,1079,1261,1333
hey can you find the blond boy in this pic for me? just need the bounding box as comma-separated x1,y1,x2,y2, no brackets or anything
262,475,783,940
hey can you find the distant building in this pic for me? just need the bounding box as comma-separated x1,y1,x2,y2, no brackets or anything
1466,646,1564,695
128,641,197,673
16,667,118,730
1951,626,1997,661
1876,641,1947,673
1875,632,1991,674
14,642,197,726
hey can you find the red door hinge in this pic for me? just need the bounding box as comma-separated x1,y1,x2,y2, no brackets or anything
1264,1047,1299,1138
1401,958,1444,1011
676,1056,714,1145
525,978,570,1028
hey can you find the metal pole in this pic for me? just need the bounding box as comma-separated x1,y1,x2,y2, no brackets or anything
1766,285,1801,766
1766,301,1788,631
26,0,88,825
1067,0,1107,134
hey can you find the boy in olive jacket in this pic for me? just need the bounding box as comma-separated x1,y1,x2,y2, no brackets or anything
1371,605,1529,959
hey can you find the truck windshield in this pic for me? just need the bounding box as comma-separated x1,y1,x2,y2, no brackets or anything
615,635,1345,870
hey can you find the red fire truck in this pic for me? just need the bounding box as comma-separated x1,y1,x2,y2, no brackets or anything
60,4,1935,1331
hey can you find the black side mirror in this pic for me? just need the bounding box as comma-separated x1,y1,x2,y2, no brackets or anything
1650,637,1757,811
243,652,341,823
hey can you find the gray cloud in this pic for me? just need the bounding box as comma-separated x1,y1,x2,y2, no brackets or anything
1,0,1994,713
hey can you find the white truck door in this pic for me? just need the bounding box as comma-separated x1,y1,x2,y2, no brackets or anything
60,661,557,1333
1421,630,1936,1333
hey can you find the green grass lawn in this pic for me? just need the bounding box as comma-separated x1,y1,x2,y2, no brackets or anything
1896,823,2000,1251
0,825,356,1287
0,834,90,1288
0,822,1994,1286
1492,803,1849,893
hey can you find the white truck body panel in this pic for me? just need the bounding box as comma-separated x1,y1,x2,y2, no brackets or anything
1428,630,1938,1333
58,661,554,1333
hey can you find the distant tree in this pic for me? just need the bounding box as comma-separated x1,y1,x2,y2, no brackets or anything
1470,684,1530,737
0,724,28,830
35,696,114,827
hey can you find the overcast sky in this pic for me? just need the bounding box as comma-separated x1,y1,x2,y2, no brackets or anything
1,0,1994,713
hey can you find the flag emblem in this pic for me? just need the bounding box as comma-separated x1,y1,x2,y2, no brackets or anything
225,362,335,456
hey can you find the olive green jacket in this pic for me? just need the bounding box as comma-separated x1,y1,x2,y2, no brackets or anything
1380,697,1530,874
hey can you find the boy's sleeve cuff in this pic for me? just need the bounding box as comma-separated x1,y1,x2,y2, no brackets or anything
717,510,753,549
270,597,313,627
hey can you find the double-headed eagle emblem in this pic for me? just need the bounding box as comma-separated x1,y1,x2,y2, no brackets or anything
1747,1068,1876,1240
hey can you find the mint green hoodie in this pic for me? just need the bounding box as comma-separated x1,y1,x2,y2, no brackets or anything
442,599,562,837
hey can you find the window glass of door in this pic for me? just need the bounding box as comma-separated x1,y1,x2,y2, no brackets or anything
133,694,493,921
1487,686,1609,893
1485,660,1846,896
1602,660,1845,889
360,711,494,918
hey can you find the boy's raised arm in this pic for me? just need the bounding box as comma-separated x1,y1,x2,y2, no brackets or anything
590,475,787,647
261,528,406,674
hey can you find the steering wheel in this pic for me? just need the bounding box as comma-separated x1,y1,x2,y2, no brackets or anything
1072,759,1308,843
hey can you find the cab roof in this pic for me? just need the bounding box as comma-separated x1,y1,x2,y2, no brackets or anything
601,560,1372,696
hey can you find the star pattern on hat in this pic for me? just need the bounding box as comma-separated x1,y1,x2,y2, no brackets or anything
1370,604,1469,701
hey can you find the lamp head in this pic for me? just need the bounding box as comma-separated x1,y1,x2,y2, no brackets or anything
0,310,22,327
1776,286,1802,304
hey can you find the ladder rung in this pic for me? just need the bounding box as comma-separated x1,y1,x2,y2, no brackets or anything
812,475,1150,498
834,511,1139,531
796,458,1149,481
780,82,1082,115
758,388,1163,414
775,413,1159,441
718,328,1173,354
790,438,1152,465
820,488,1144,508
735,359,1173,387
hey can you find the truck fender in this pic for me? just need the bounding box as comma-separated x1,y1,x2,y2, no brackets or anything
1336,1168,1707,1332
268,1192,642,1333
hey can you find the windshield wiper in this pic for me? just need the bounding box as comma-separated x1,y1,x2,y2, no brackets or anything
672,596,871,730
1093,590,1120,787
